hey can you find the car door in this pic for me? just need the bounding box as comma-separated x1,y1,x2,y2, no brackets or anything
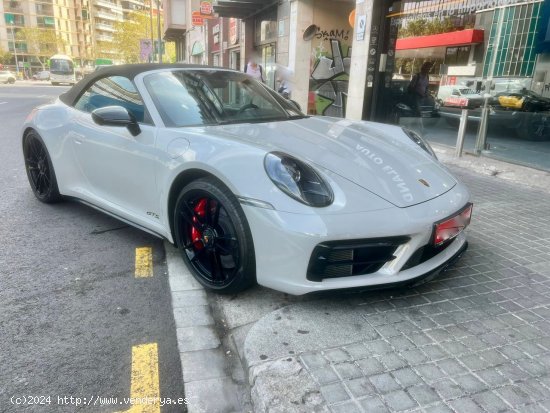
71,75,162,225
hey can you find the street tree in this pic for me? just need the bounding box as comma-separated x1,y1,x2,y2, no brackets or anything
16,28,65,69
0,48,12,65
112,11,175,63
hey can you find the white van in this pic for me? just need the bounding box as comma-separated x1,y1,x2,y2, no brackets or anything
437,85,483,108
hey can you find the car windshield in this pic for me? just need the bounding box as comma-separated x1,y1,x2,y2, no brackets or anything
459,88,477,95
50,59,74,75
144,70,305,127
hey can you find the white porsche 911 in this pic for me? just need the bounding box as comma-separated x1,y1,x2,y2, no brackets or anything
22,64,472,295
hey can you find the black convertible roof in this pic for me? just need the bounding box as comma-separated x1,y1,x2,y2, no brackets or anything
59,63,229,106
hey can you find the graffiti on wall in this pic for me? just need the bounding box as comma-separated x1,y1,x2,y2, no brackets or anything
309,37,351,118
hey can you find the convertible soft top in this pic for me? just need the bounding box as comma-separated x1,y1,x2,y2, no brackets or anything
59,63,222,106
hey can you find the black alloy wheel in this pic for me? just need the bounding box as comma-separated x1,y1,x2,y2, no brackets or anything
23,131,62,203
174,177,255,294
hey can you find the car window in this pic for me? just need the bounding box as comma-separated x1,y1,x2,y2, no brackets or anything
144,70,305,127
74,76,150,124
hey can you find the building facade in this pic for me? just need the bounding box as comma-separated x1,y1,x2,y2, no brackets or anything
164,0,550,171
0,0,159,71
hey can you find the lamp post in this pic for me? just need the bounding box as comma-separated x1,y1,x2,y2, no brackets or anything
10,22,20,77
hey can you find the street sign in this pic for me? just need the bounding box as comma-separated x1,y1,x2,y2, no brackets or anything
192,11,204,26
140,39,153,61
200,1,212,16
356,14,367,41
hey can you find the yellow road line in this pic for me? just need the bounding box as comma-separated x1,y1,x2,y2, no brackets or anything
116,343,160,413
135,247,153,278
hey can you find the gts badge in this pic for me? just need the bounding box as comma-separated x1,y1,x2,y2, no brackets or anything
147,211,160,219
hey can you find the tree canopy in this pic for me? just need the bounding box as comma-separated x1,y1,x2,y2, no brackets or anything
112,11,175,63
0,48,12,65
16,27,65,68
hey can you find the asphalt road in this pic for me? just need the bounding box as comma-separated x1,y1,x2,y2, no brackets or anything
0,84,185,412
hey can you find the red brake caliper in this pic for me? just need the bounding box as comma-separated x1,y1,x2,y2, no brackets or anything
190,198,208,250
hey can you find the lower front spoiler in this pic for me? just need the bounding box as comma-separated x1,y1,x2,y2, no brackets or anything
306,241,468,296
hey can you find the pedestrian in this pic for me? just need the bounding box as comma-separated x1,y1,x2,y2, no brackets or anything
244,55,265,83
408,61,434,114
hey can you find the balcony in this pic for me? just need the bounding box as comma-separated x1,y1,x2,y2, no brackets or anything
95,0,120,10
95,11,122,21
95,22,115,31
96,34,113,42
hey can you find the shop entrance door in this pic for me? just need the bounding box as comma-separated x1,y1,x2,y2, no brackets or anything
260,44,276,88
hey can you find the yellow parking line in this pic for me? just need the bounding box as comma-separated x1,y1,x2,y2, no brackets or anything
116,343,160,413
135,247,153,278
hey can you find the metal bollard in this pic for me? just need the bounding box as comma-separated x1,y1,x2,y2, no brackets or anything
455,108,468,157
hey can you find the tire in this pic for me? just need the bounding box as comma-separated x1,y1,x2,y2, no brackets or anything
51,82,58,86
173,177,256,294
8,78,15,84
22,130,63,203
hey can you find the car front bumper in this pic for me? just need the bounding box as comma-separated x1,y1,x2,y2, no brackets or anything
242,183,470,295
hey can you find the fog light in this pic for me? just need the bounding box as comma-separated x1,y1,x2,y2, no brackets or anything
433,203,473,246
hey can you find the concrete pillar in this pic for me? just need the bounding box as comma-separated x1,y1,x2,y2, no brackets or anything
288,0,314,112
347,0,375,121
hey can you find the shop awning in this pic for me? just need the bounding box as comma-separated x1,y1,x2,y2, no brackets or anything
396,29,484,50
213,0,278,19
191,41,204,56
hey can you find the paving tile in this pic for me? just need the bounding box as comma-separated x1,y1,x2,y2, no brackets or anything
330,400,361,413
358,395,389,413
382,390,418,411
357,357,385,376
301,352,328,370
333,362,363,380
345,377,376,398
368,373,401,394
310,366,340,385
320,382,350,404
406,384,440,405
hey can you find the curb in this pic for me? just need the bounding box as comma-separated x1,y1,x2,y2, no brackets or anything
165,242,245,413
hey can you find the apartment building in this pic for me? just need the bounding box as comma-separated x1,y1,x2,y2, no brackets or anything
0,0,158,69
1,0,94,68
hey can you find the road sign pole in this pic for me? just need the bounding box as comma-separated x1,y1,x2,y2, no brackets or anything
455,108,468,157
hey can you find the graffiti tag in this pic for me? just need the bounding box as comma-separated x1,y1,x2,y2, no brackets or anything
315,29,350,41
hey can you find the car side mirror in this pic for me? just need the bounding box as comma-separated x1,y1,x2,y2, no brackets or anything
91,106,141,136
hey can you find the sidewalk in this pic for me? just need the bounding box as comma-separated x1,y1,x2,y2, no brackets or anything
167,151,550,413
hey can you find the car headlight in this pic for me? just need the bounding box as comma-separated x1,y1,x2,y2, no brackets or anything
264,152,333,207
402,128,437,159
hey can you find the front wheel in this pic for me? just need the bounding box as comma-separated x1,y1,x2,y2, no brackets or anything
8,78,15,84
173,177,256,294
23,131,62,203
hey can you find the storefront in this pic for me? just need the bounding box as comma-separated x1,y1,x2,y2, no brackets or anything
213,0,550,171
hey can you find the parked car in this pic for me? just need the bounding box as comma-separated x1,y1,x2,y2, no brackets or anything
22,64,472,295
33,70,50,81
490,89,550,112
437,85,483,108
0,70,16,84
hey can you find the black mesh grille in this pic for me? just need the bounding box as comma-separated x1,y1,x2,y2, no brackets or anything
307,237,410,282
401,238,455,271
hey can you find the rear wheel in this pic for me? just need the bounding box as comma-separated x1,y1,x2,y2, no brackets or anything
8,78,15,84
173,177,256,294
23,131,62,203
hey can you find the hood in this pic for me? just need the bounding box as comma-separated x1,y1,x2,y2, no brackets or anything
207,117,457,208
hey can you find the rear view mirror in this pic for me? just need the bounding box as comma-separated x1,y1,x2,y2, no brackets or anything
91,106,141,136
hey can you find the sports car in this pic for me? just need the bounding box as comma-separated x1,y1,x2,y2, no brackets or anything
22,64,472,295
